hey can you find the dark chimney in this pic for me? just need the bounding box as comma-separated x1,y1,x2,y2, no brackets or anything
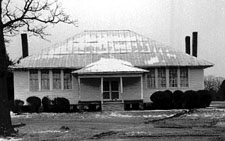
192,32,198,57
185,36,191,55
21,33,29,58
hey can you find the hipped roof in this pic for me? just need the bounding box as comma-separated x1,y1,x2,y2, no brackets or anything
14,30,213,69
73,58,148,75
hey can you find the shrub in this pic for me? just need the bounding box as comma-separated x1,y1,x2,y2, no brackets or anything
150,90,173,109
52,97,70,113
173,90,184,109
42,96,52,112
26,96,41,113
183,90,199,109
13,99,24,114
197,90,212,108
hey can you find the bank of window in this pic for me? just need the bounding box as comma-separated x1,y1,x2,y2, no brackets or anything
64,70,72,89
147,69,156,88
53,70,61,89
30,70,39,91
41,70,50,90
180,68,189,87
169,68,178,87
158,68,166,88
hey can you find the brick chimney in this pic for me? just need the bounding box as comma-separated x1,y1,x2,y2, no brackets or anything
185,36,191,55
192,32,198,57
21,33,29,58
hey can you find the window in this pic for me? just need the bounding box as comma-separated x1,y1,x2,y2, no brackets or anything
53,70,61,89
158,68,166,88
147,69,156,88
103,80,119,100
169,68,178,87
30,70,38,91
180,68,189,87
41,70,50,90
64,70,72,89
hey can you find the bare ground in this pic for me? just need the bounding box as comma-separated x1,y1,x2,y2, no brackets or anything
7,102,225,141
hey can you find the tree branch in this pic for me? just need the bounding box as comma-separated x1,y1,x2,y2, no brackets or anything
2,0,77,38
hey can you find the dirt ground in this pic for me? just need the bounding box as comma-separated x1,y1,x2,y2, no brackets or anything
6,101,225,141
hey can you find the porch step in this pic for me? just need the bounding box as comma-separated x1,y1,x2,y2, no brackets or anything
102,102,124,111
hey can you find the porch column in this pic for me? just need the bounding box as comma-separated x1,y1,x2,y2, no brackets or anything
100,77,103,105
141,75,144,99
120,77,123,103
78,77,81,101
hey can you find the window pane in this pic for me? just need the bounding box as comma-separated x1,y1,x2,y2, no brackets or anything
158,68,166,88
103,92,110,99
53,70,61,89
64,70,72,89
111,92,119,99
30,70,38,91
169,68,178,87
103,81,110,91
41,70,50,90
180,68,189,87
111,81,119,91
147,69,155,88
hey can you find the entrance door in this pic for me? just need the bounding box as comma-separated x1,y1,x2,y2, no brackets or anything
103,80,119,100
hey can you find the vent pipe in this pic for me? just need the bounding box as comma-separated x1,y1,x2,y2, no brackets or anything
21,33,29,58
185,36,191,55
192,32,198,57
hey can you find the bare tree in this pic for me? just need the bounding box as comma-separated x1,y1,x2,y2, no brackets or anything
0,0,76,136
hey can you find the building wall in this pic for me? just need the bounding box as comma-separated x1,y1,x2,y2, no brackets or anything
80,78,101,101
122,77,142,100
14,71,79,104
14,68,204,104
143,68,204,102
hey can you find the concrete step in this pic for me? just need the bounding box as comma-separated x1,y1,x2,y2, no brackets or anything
102,102,124,111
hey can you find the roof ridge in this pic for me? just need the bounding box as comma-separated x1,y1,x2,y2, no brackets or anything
84,29,131,32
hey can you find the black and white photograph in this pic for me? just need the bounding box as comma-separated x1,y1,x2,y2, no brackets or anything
0,0,225,140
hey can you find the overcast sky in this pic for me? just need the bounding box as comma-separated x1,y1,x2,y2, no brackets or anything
6,0,225,77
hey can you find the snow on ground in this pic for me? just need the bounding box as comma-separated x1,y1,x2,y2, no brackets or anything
0,137,22,141
11,108,225,120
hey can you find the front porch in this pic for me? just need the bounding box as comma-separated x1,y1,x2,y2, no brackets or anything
77,75,144,111
73,58,148,111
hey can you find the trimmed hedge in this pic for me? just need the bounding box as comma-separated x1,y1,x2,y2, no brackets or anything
26,96,41,113
13,99,24,114
182,90,199,109
52,97,70,113
150,89,212,110
41,97,70,113
42,96,52,112
197,90,212,108
173,90,184,109
150,90,173,109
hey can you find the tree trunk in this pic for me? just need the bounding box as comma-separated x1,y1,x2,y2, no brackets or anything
0,1,16,135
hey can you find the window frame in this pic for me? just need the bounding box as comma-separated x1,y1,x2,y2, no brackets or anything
52,70,61,90
63,70,72,90
29,70,39,91
158,68,166,88
40,70,50,90
180,68,189,87
169,68,178,88
147,69,156,89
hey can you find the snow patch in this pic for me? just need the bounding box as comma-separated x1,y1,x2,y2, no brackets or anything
0,137,22,141
36,130,62,133
109,112,133,118
167,53,176,58
158,48,163,55
145,56,159,64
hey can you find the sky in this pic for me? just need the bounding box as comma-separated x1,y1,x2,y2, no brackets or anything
6,0,225,77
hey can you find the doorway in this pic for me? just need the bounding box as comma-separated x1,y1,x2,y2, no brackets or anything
103,80,119,101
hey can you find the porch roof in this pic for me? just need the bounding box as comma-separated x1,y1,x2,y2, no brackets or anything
72,58,148,75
